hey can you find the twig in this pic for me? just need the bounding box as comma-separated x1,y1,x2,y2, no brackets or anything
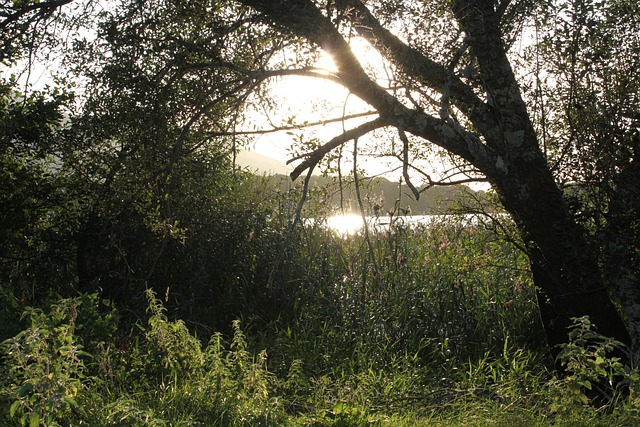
397,125,420,200
353,138,380,279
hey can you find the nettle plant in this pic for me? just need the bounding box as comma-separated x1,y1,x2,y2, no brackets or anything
0,297,93,426
554,316,640,406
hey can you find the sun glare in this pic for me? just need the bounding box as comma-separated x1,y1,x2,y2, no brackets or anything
246,36,487,190
326,214,365,236
315,50,338,73
315,37,385,76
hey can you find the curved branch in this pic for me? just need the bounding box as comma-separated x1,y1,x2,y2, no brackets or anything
238,0,402,116
289,116,391,180
344,2,482,109
163,58,346,87
397,126,420,200
238,0,504,181
406,162,488,189
206,110,378,138
1,0,75,29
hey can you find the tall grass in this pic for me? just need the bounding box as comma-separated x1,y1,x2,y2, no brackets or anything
264,214,544,373
2,215,640,425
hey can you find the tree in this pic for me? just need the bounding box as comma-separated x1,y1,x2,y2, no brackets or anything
2,0,638,365
232,0,638,364
523,0,640,354
0,81,80,310
1,0,310,331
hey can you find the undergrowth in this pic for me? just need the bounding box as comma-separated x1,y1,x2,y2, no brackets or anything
1,290,640,426
1,218,640,425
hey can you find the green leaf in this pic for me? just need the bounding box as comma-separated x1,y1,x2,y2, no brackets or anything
578,380,592,390
17,382,33,397
9,400,21,418
578,393,589,405
28,412,39,427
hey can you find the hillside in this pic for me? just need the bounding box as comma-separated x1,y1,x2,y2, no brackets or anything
263,174,488,215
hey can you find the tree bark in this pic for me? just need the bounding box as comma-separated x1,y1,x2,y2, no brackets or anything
450,0,631,361
604,143,640,358
492,150,631,362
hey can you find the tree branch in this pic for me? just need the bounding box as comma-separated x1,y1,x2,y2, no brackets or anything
452,0,536,150
289,116,391,180
397,126,420,200
343,0,503,146
238,0,504,181
205,110,377,138
405,162,488,190
1,0,75,29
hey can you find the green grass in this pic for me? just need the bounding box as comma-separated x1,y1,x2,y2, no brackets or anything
2,217,639,426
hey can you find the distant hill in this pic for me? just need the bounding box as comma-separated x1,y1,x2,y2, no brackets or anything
264,174,488,215
236,151,489,214
236,151,293,176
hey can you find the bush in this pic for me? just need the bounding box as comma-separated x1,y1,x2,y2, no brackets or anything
0,295,99,426
1,290,287,426
553,316,640,407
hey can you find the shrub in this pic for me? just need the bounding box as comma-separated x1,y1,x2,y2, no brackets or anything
0,296,94,426
102,289,284,426
553,316,639,407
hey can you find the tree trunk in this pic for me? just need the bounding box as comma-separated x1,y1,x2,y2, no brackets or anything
604,144,640,358
451,0,631,365
492,156,631,363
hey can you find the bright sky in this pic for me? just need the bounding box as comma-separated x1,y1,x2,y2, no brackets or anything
243,43,370,162
242,39,477,189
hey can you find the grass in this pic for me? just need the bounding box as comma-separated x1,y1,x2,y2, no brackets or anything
1,216,639,425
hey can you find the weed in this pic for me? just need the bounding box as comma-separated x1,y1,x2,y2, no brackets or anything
0,296,94,426
553,315,639,407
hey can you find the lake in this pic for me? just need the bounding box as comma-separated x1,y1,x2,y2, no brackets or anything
317,213,483,236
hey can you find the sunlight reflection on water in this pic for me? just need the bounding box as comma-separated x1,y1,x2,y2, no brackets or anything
325,214,366,236
322,213,487,236
323,214,437,236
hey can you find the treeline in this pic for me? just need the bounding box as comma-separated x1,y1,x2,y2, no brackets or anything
267,174,490,215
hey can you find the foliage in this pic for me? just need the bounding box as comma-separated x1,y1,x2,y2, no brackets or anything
265,214,542,378
2,282,640,426
553,316,639,407
0,82,79,319
0,295,100,426
1,0,283,328
0,290,285,426
522,0,640,232
2,0,640,425
100,289,283,426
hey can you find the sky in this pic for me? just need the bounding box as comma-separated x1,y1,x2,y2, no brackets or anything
239,41,488,191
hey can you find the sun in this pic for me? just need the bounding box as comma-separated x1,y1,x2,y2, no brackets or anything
245,38,379,166
316,36,387,78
